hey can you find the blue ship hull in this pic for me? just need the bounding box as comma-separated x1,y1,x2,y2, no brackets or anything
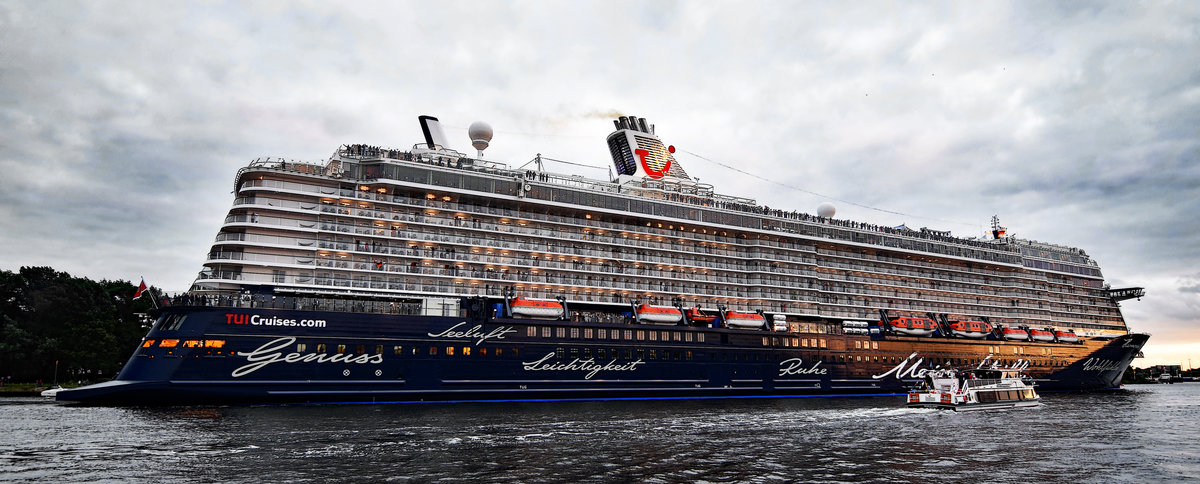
57,306,1149,405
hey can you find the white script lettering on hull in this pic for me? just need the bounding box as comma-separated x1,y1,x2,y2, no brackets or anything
233,336,383,377
521,352,645,379
1081,358,1125,372
872,352,1030,380
778,358,828,376
427,322,517,345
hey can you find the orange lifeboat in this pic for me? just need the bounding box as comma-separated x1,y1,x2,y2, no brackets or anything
723,311,766,329
1054,330,1080,344
888,317,938,336
636,304,683,324
1000,327,1029,341
509,297,564,319
948,320,992,339
686,307,717,324
1029,328,1055,343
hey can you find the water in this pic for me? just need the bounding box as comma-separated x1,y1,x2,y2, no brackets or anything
2,385,1197,483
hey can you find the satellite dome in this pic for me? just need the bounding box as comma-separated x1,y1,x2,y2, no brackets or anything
468,121,493,152
817,202,836,218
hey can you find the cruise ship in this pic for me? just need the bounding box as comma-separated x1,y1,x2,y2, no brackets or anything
58,114,1148,405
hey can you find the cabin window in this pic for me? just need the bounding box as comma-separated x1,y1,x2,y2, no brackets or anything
429,347,437,355
142,340,156,348
649,350,657,359
570,328,579,339
375,345,383,354
528,327,538,337
625,349,633,359
598,329,607,339
317,344,327,353
855,341,862,349
542,327,552,338
584,329,593,339
356,345,365,354
393,345,403,355
697,333,705,343
762,337,769,346
598,349,607,359
569,348,579,358
637,331,645,341
649,331,658,341
496,348,504,356
480,347,488,356
337,344,346,354
556,347,565,358
583,348,591,358
872,342,879,350
820,339,826,348
446,346,454,356
462,347,471,356
674,332,682,342
686,351,693,361
686,332,693,342
856,355,861,361
556,328,566,338
624,330,633,340
297,343,307,352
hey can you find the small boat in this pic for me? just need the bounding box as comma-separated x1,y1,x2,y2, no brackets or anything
948,320,992,339
907,368,1040,411
1054,330,1079,343
40,386,63,399
686,307,717,324
888,317,939,336
509,297,564,319
635,304,683,324
999,327,1029,341
723,311,766,329
1029,328,1055,342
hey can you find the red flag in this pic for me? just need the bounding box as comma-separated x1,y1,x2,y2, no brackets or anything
134,278,147,299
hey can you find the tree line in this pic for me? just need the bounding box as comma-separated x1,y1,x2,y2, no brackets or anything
0,267,158,384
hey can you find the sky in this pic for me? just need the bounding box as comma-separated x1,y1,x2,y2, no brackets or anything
0,1,1196,367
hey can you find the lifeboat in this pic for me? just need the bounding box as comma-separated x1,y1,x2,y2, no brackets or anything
1029,328,1055,343
686,307,717,324
888,317,939,336
948,320,992,339
1054,330,1080,344
1000,327,1029,341
723,311,766,329
509,297,564,319
635,304,683,324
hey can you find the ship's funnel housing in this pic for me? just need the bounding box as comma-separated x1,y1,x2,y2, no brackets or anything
606,115,690,181
418,115,451,150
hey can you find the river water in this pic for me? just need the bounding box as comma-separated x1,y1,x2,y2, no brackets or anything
2,384,1196,483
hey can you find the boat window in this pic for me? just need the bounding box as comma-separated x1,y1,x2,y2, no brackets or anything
674,351,682,360
496,347,504,357
686,351,693,361
697,333,704,343
556,328,566,338
762,337,769,346
183,340,202,348
556,347,564,358
636,349,645,359
569,348,579,358
686,333,693,342
356,345,365,354
446,346,455,356
583,348,591,358
649,331,658,341
480,347,488,356
855,341,862,349
637,331,645,340
598,348,607,359
159,339,179,348
429,346,437,355
317,344,327,353
820,339,826,348
570,328,579,339
674,332,681,342
624,349,632,359
598,329,607,339
584,329,593,339
393,345,403,355
624,330,632,340
872,342,879,350
337,345,346,354
142,340,156,348
528,327,538,337
649,350,657,359
297,343,307,352
462,347,470,356
542,327,552,338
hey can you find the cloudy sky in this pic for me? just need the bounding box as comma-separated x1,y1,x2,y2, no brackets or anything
1,1,1196,366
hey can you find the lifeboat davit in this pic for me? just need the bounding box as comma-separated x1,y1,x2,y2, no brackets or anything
723,311,766,329
509,297,564,319
636,304,683,324
948,320,992,339
1000,327,1029,341
686,307,717,324
1054,330,1080,343
1029,328,1055,342
888,317,939,336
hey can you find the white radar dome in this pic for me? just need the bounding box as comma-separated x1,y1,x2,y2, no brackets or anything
817,202,836,218
468,121,493,152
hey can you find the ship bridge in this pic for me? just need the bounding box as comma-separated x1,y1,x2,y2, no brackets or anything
1107,287,1145,301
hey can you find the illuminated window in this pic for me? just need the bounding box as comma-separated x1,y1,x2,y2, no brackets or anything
375,345,383,354
446,346,455,356
183,340,202,348
297,343,307,352
159,339,179,348
394,345,403,355
142,340,156,348
570,328,579,338
204,340,225,348
698,333,705,343
686,332,693,342
637,331,645,341
496,348,504,356
820,339,826,348
624,330,632,340
598,348,607,359
801,339,808,348
569,348,579,358
479,347,487,356
584,329,593,339
429,347,437,355
317,344,327,353
649,331,658,341
356,345,365,354
337,345,346,354
556,328,565,338
855,341,862,349
462,347,470,356
649,350,657,359
528,327,538,337
598,329,607,339
686,351,693,360
872,342,879,350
